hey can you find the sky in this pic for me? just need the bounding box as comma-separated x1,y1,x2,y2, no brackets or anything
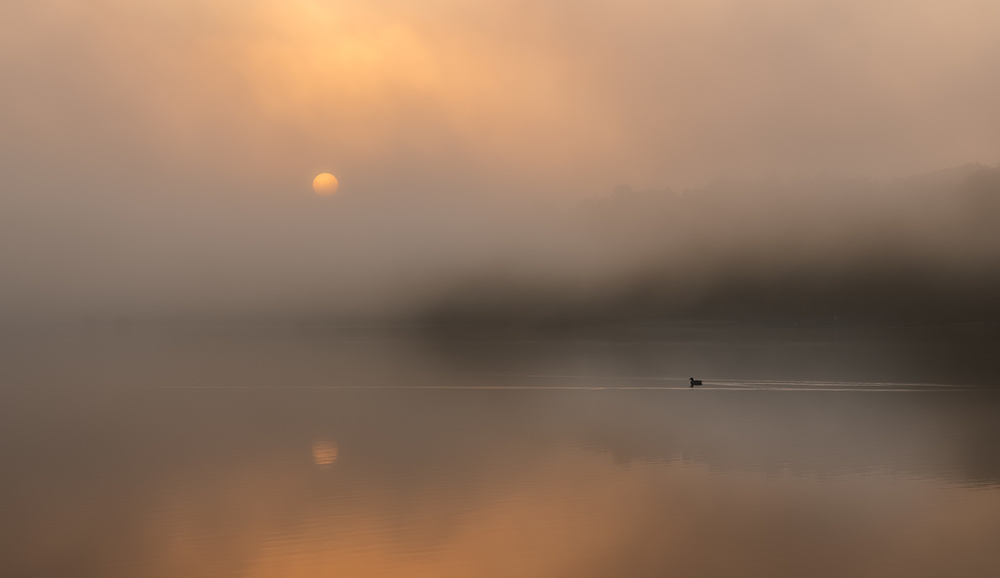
1,0,999,318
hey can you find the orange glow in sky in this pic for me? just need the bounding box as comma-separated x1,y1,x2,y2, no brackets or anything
4,0,1000,193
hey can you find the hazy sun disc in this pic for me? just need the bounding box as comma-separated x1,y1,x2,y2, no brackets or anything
312,172,339,196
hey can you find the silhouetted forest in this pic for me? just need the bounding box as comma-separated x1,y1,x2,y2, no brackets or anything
419,164,1000,326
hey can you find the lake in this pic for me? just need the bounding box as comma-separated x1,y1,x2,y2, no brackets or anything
1,323,999,577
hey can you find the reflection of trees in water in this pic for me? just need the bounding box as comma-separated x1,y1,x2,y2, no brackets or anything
1,382,1000,577
571,390,1000,487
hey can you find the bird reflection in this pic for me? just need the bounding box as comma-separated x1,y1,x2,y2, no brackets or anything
312,439,338,468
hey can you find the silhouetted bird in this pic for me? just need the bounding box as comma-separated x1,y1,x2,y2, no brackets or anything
689,377,703,387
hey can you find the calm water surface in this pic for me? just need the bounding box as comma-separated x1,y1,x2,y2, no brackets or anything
1,324,999,577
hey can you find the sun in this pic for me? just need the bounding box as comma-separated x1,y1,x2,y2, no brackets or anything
312,172,339,196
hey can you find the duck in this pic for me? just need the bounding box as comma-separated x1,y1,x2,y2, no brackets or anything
689,377,703,387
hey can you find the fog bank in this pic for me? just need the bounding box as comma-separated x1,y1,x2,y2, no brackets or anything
3,0,1000,323
2,164,998,324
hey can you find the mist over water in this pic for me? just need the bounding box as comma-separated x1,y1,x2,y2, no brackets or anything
2,329,1000,577
2,1,1000,322
3,1,1000,576
2,164,999,322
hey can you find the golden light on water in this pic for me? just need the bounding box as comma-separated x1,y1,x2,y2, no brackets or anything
312,440,338,467
312,173,339,196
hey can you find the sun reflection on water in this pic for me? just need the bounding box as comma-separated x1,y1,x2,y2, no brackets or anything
312,439,338,468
